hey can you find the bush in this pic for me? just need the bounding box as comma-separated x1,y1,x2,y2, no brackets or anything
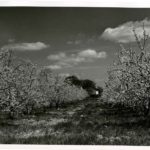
105,25,150,116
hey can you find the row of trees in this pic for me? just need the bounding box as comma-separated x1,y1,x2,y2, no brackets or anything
3,27,148,118
0,49,88,118
105,25,150,116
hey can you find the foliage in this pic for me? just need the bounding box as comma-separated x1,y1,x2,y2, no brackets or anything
65,75,103,97
105,25,150,116
65,75,82,87
38,70,88,108
0,49,40,117
81,79,96,90
65,76,96,89
0,49,88,118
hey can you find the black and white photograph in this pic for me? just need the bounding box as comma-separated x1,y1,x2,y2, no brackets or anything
0,4,150,146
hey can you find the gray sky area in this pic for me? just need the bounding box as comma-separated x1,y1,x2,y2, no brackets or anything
1,7,150,86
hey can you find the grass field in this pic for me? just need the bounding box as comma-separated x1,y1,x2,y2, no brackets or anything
0,97,150,145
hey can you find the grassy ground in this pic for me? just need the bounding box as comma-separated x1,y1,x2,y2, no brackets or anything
0,97,150,145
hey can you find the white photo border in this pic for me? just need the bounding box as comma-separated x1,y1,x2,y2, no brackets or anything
0,0,149,7
0,0,150,150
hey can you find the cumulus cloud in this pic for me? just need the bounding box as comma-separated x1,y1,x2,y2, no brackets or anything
101,18,150,43
2,42,49,51
47,52,66,60
78,49,106,58
46,65,62,70
47,49,107,69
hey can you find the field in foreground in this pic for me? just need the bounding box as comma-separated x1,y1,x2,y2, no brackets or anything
0,98,150,145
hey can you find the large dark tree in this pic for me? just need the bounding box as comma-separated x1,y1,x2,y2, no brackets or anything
65,75,103,97
65,75,82,87
81,79,96,90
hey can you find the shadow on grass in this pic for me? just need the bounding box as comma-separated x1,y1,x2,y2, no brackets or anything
1,97,150,145
3,131,97,145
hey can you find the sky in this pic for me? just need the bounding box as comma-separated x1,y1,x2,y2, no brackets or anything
1,7,150,86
